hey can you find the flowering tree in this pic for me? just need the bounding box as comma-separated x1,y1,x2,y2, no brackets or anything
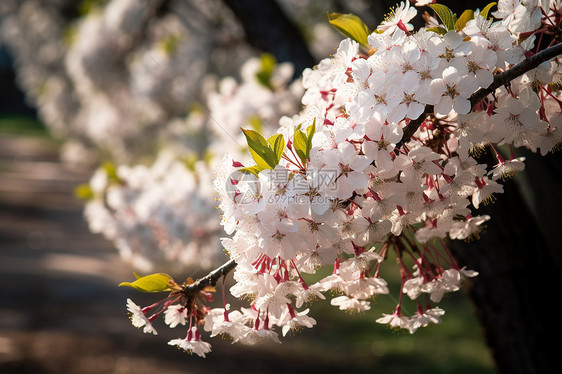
3,0,561,372
119,1,562,372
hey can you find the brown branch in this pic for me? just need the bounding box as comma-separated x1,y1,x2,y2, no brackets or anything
395,105,434,150
183,259,237,294
470,42,562,108
396,42,562,150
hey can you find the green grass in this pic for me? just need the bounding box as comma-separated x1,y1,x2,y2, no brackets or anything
0,114,50,137
286,253,495,374
282,291,494,373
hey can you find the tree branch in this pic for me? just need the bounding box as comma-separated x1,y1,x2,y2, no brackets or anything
183,259,237,294
397,42,562,149
470,42,562,108
395,105,434,150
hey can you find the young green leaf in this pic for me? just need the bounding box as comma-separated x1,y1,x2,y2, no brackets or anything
247,115,263,133
293,129,308,165
480,2,497,19
102,161,120,183
455,9,474,31
241,128,278,169
256,53,277,89
74,184,94,200
158,34,183,56
293,120,316,165
240,165,264,177
327,12,370,48
119,273,177,293
306,118,316,139
426,26,448,36
428,3,457,31
267,133,285,164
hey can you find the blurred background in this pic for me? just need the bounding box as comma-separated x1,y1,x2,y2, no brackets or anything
0,1,498,373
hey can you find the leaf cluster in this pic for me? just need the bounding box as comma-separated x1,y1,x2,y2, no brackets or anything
328,3,497,40
240,128,285,176
293,120,316,166
424,2,496,35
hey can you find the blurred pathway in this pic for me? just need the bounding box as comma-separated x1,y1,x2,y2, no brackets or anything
0,135,148,373
0,134,349,374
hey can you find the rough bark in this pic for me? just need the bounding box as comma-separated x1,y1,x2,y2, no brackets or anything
451,150,561,374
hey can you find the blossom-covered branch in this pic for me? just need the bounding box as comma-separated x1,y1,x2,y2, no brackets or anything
399,42,562,150
121,0,562,358
470,42,562,108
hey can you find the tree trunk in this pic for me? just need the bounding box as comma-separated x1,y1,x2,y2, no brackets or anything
451,150,561,374
221,0,316,77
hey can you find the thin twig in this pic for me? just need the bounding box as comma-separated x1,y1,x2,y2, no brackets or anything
395,105,434,150
396,42,562,149
183,259,237,294
470,43,562,108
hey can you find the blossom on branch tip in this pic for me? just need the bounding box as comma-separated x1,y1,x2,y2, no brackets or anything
127,298,158,335
168,327,212,358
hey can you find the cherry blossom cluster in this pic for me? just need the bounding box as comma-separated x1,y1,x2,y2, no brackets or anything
3,0,308,274
123,1,562,357
0,0,348,165
84,151,226,273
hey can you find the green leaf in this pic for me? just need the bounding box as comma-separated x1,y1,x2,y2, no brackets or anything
240,165,264,177
267,134,285,164
74,184,94,200
328,12,370,48
119,273,176,293
158,34,182,56
307,121,316,152
241,128,278,169
293,130,308,165
79,0,107,16
248,115,263,133
102,162,120,183
293,120,316,165
182,154,198,172
480,2,497,19
306,118,316,142
455,9,474,31
256,53,277,89
426,26,448,36
428,3,457,31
